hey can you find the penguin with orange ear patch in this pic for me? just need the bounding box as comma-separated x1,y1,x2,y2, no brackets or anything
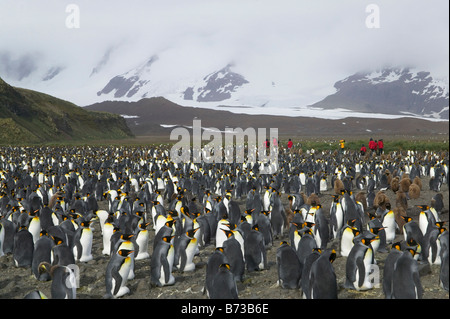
276,241,302,289
383,242,403,299
209,263,238,299
392,248,423,299
105,248,134,298
309,249,337,299
402,215,424,250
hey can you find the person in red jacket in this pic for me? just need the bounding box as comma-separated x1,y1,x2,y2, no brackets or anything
287,139,293,150
360,144,367,155
368,138,376,153
377,139,384,155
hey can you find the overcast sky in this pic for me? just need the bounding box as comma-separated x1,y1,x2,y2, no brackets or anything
0,0,448,104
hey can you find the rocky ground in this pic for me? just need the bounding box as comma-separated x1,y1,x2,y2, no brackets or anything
0,174,448,301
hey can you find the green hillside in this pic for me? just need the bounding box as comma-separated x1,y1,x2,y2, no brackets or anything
0,77,133,144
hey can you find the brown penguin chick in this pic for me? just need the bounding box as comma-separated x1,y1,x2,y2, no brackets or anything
390,176,400,193
395,190,408,211
306,193,321,206
384,169,392,185
399,177,412,193
333,178,345,195
355,191,367,211
412,176,422,190
374,191,390,210
408,183,421,200
393,206,407,234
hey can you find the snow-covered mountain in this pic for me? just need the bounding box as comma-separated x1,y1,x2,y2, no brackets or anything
311,68,449,119
1,48,448,120
182,64,249,102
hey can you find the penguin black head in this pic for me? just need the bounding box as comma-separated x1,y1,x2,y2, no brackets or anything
219,263,231,271
162,236,174,243
329,249,337,263
121,233,134,241
391,242,402,251
370,227,385,235
405,248,416,257
416,205,430,211
118,249,134,257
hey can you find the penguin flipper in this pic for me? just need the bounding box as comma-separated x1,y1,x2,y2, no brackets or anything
111,266,123,296
355,256,366,289
160,255,171,284
412,267,424,298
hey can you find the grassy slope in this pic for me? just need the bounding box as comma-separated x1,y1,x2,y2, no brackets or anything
0,77,133,145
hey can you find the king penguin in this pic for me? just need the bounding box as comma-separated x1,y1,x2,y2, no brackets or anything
104,248,134,298
28,209,41,244
223,229,245,282
134,221,150,260
150,236,175,287
309,249,338,299
72,219,93,262
340,221,360,257
300,248,321,299
330,195,344,240
392,248,423,299
276,241,302,289
102,215,116,255
13,225,34,268
344,237,376,291
38,262,77,299
209,264,239,299
381,208,396,244
438,229,448,291
32,230,53,281
205,247,229,298
382,242,403,299
244,224,268,272
173,228,198,272
402,216,424,250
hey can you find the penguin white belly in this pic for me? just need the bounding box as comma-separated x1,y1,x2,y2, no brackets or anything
320,179,327,192
356,249,374,291
161,247,175,285
113,257,132,298
121,242,135,280
340,229,354,257
314,229,322,249
258,252,265,270
419,213,428,236
428,242,441,265
135,230,150,260
293,231,301,251
51,213,59,226
0,228,4,257
183,239,198,272
154,215,167,233
96,210,109,234
102,225,114,255
65,267,77,299
29,218,41,244
79,229,93,262
382,213,396,243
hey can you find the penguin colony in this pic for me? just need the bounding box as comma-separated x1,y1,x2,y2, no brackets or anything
0,145,448,299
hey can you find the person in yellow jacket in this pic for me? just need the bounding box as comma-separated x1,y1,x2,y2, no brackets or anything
339,139,345,153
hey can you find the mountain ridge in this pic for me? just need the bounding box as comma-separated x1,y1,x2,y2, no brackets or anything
0,76,133,144
310,68,449,119
85,97,449,138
